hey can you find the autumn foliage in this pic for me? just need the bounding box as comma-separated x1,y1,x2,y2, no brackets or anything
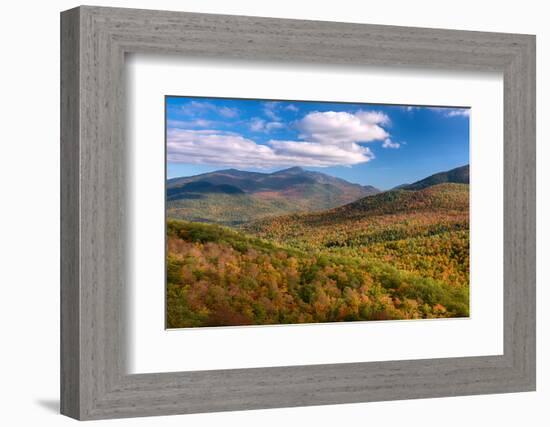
166,183,470,328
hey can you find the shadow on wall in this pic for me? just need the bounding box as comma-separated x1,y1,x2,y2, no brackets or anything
35,399,59,414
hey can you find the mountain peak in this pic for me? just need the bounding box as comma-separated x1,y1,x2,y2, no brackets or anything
218,168,242,174
167,166,379,224
402,164,469,191
272,166,304,175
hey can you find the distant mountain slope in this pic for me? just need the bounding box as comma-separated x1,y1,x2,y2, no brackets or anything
246,183,469,245
167,182,244,201
167,174,471,328
166,167,380,226
401,165,469,191
335,182,469,219
167,167,379,196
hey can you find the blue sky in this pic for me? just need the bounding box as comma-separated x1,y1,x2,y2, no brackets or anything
166,96,469,190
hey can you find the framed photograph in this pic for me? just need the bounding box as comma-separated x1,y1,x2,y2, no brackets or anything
61,6,536,420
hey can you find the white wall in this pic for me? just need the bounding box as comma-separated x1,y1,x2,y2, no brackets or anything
0,0,546,425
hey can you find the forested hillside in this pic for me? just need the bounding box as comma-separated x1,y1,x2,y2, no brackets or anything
166,180,470,328
400,164,469,190
166,167,379,225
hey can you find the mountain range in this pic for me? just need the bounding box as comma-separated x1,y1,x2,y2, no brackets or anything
166,164,471,327
167,167,379,225
166,164,469,226
246,182,469,244
397,164,469,190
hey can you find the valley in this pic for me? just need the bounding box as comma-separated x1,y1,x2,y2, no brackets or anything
166,165,470,328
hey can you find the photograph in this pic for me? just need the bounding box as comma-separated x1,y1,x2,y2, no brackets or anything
165,96,471,328
52,4,537,421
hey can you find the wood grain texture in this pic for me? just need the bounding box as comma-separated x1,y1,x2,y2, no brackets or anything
60,5,536,420
60,7,80,419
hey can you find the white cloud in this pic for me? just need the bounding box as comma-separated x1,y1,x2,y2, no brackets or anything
249,118,284,133
296,111,390,144
167,109,403,168
263,102,281,121
168,129,271,166
428,107,470,118
168,119,214,128
446,109,470,117
382,138,400,149
403,106,470,118
262,101,298,119
180,101,239,118
218,106,239,118
285,104,299,112
355,110,391,125
264,109,280,121
266,122,284,131
167,129,373,168
249,118,266,132
269,140,374,166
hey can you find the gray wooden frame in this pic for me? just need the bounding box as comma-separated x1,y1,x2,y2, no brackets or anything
60,5,536,421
